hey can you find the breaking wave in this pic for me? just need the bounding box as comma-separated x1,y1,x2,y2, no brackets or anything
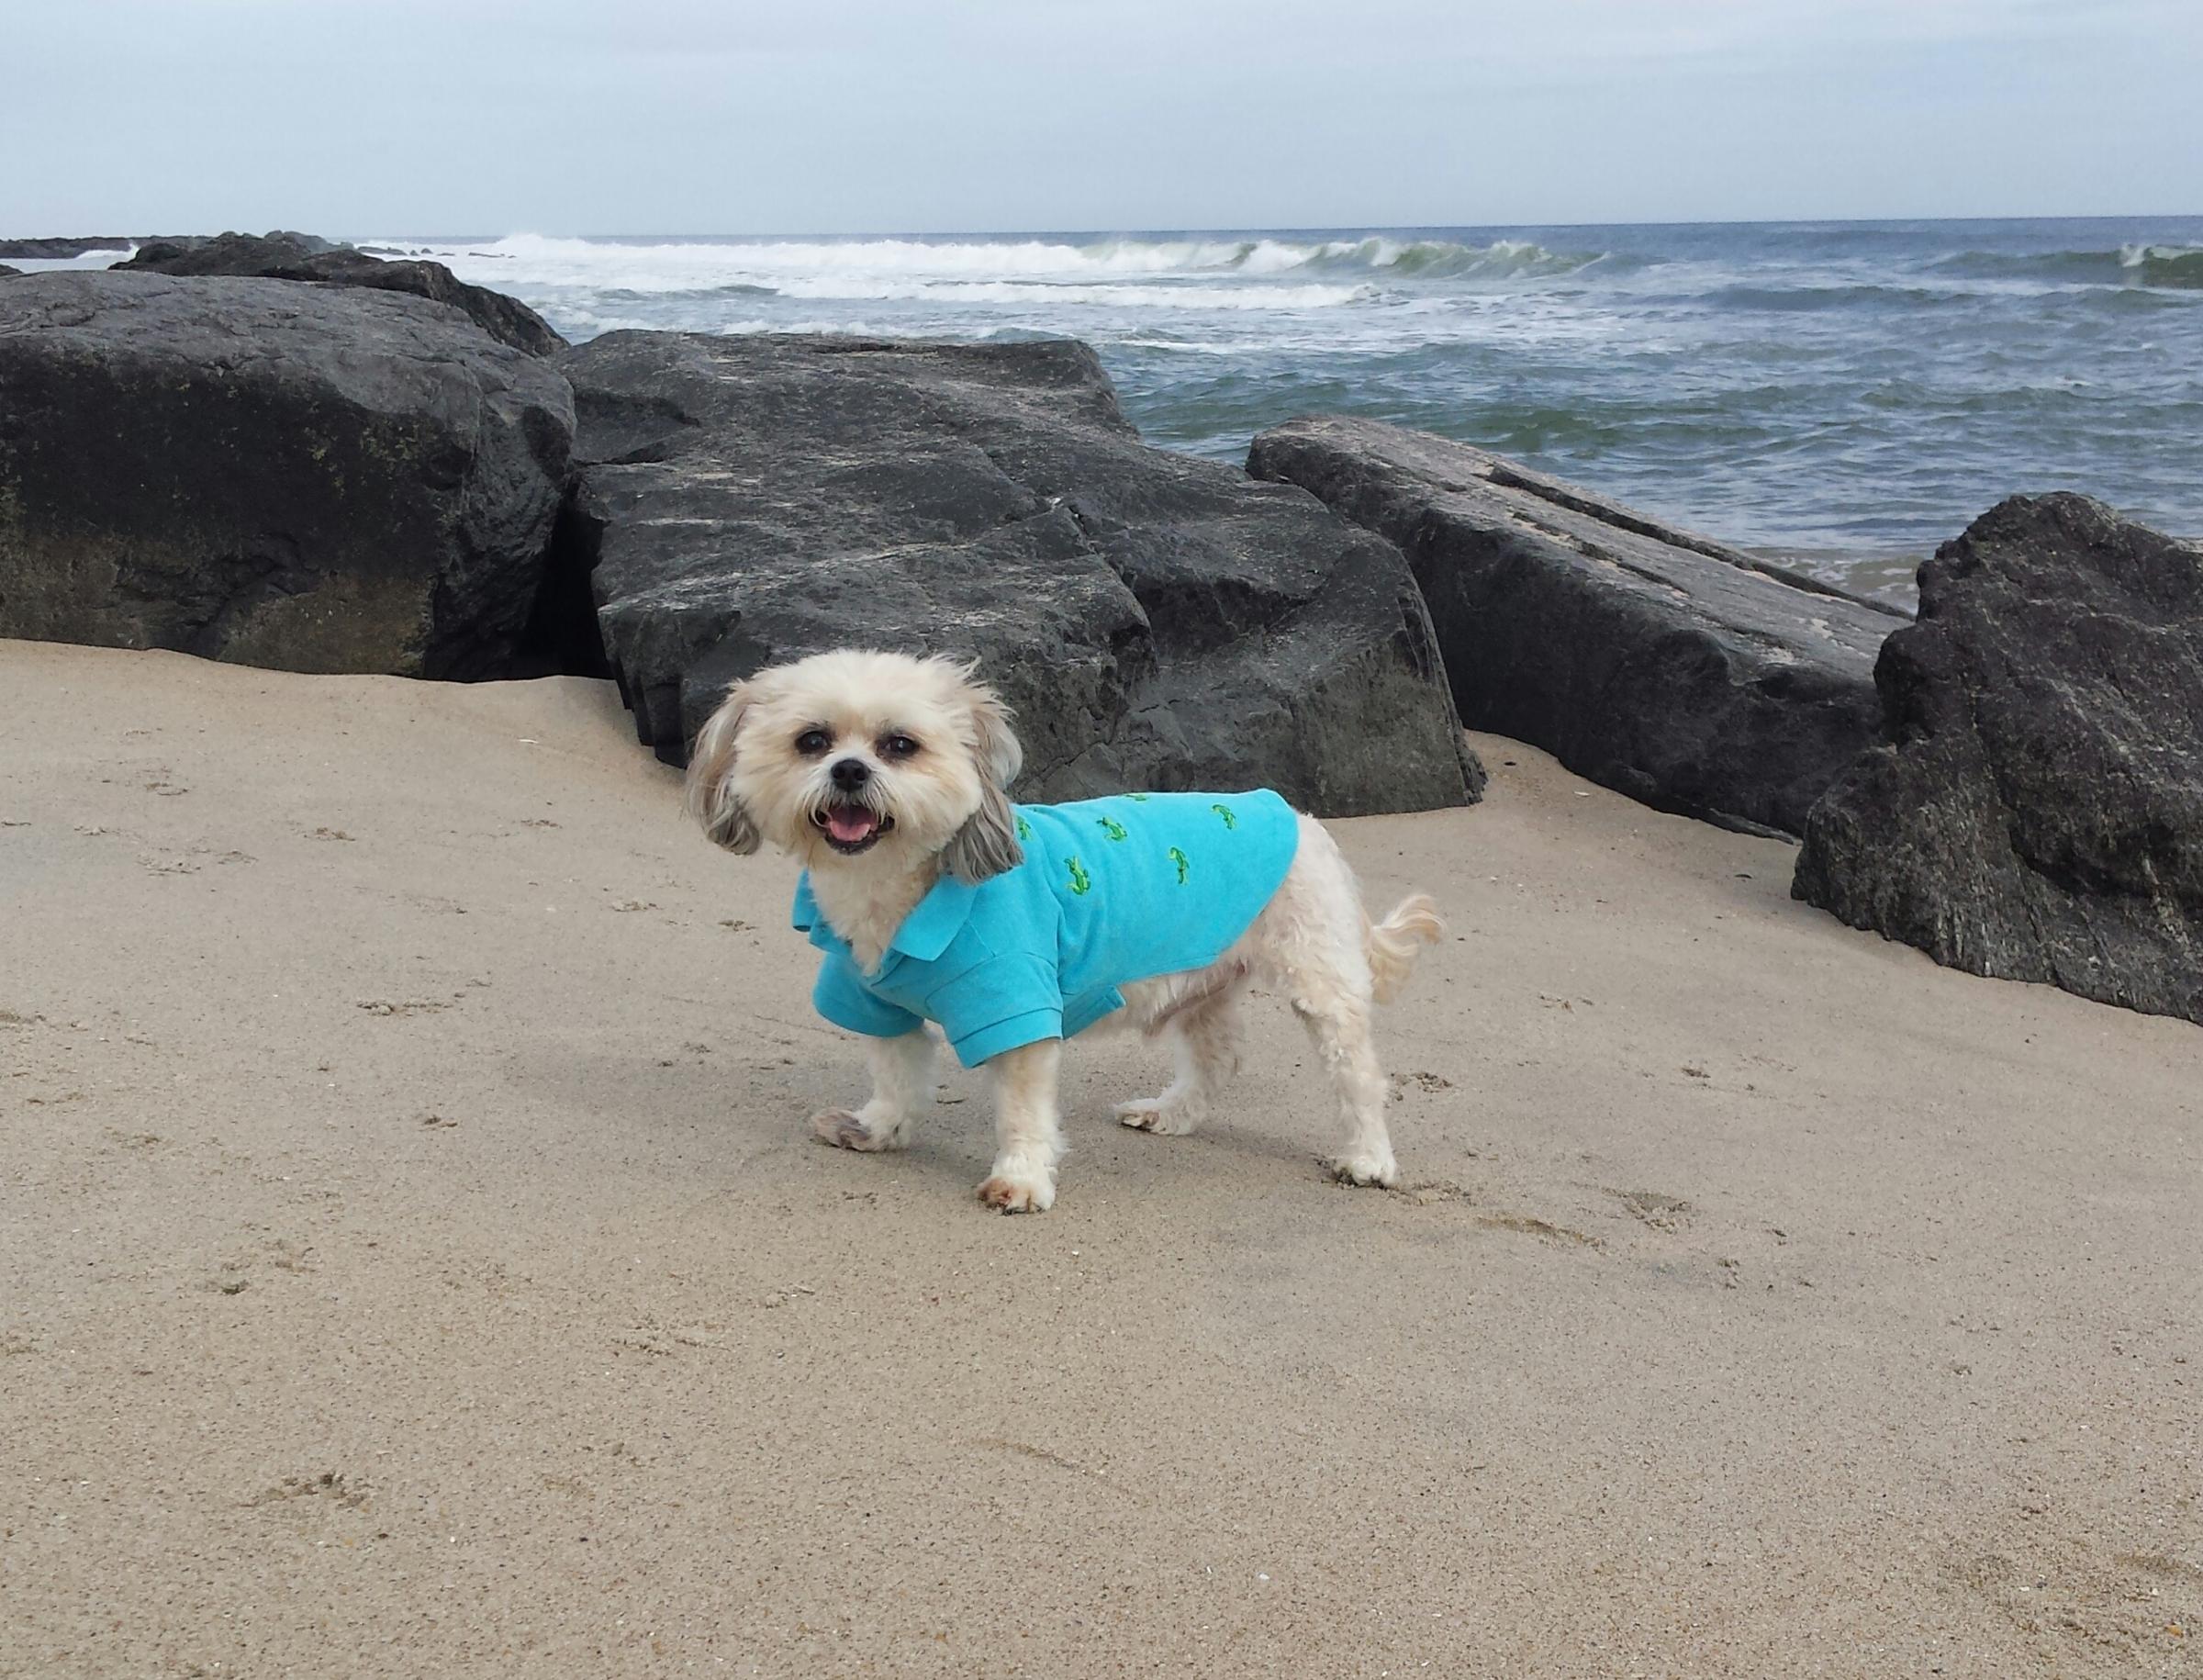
1930,243,2203,290
1231,235,1605,279
387,230,1606,307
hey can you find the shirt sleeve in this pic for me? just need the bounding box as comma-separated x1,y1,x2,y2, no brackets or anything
923,951,1064,1069
812,950,926,1039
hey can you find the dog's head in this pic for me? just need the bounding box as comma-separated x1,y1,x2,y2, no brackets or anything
683,649,1024,883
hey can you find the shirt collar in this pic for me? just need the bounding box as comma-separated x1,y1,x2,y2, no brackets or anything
790,870,979,965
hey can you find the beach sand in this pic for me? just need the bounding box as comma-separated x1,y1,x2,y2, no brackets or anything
3,639,2197,1677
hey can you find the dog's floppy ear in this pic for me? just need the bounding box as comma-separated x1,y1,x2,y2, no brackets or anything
684,681,761,854
941,677,1024,884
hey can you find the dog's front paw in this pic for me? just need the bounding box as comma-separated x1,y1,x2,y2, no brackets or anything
977,1168,1056,1214
1114,1096,1198,1137
1329,1148,1400,1189
811,1108,909,1152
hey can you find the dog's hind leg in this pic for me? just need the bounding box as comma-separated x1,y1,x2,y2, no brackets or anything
1252,816,1401,1187
811,1027,934,1152
1291,990,1398,1187
1116,990,1241,1137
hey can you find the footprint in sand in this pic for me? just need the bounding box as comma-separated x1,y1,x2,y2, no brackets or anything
1609,1188,1694,1231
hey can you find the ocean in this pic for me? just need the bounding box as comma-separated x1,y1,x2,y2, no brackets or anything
52,218,2203,607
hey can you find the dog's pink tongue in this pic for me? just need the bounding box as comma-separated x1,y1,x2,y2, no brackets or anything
826,807,878,844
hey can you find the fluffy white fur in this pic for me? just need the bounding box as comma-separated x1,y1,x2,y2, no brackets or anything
684,648,1444,1214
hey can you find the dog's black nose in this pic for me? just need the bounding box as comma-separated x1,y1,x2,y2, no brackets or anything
830,757,871,791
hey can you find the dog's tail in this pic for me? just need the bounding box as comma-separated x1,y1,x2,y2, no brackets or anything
1366,893,1444,1004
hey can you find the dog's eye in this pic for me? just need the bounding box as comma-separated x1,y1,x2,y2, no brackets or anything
878,734,921,760
795,729,833,756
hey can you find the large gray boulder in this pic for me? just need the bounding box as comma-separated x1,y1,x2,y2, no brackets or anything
117,231,567,357
562,333,1478,815
1795,494,2202,1025
1248,417,1907,836
0,272,575,679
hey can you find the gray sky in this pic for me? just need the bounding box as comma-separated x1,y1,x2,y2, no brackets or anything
7,0,2199,235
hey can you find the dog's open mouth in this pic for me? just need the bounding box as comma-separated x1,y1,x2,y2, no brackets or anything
813,801,893,855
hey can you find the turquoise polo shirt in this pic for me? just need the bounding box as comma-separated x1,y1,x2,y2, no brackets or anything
790,790,1301,1068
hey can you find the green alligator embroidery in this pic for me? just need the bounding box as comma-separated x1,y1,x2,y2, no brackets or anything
1015,814,1033,842
1096,816,1128,842
1212,802,1237,831
1066,856,1093,896
1168,846,1190,885
1124,792,1150,802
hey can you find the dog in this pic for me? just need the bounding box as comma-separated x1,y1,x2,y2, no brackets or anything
683,649,1443,1213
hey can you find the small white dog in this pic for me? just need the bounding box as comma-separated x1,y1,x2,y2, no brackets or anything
684,649,1442,1213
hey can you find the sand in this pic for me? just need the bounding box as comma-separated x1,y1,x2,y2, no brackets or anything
3,639,2197,1678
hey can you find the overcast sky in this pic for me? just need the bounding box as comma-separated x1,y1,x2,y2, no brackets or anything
6,0,2199,236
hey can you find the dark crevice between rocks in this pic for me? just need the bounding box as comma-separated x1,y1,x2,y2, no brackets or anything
509,484,610,680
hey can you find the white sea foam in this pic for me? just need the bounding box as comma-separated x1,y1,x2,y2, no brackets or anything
4,247,139,274
772,276,1371,308
376,230,1594,308
1115,336,1267,355
397,232,1273,292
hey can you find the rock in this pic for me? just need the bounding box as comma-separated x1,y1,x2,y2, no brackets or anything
0,272,576,679
562,333,1478,815
116,230,336,274
1795,494,2203,1025
0,238,130,260
118,231,565,357
127,230,342,261
1248,417,1907,836
0,265,18,279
